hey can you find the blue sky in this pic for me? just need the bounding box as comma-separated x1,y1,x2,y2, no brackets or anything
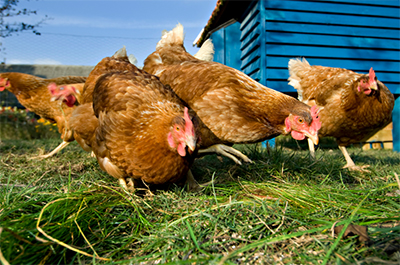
1,0,217,66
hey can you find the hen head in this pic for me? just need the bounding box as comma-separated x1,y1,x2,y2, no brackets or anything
357,68,378,95
0,77,11,92
167,107,197,157
285,105,321,145
48,83,79,107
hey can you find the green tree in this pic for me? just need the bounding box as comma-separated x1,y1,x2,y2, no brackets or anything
0,0,48,37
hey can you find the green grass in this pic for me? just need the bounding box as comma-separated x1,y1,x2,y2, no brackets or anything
0,138,399,264
0,106,60,140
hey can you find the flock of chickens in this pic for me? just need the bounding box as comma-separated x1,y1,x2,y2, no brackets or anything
0,24,394,191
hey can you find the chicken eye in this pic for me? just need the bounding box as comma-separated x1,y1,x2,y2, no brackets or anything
298,118,304,123
175,126,180,131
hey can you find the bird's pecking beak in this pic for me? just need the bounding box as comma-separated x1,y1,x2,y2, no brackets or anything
186,135,197,153
370,81,378,91
304,131,319,145
50,94,63,102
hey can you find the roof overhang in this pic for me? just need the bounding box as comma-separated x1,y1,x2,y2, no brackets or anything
194,0,255,47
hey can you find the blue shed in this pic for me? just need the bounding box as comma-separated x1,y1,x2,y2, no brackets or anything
195,0,400,149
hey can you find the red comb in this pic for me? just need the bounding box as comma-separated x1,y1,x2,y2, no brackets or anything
310,105,319,118
184,107,193,132
369,67,376,83
48,83,57,95
310,105,321,131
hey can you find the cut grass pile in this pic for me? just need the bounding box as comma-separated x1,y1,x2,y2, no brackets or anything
0,138,399,264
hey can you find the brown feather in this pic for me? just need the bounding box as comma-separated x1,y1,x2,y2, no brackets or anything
288,58,394,146
70,47,198,186
0,72,86,141
93,71,197,184
143,45,317,146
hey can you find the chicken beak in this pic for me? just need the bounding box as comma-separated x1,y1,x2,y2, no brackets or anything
186,135,197,153
50,94,63,102
370,81,378,90
304,131,319,145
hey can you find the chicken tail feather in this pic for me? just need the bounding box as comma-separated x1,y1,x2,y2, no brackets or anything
193,39,214,62
112,46,127,59
156,23,184,50
288,57,311,101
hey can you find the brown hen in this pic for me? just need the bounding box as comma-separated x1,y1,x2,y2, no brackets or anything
288,58,394,171
143,24,321,164
0,72,87,158
64,47,200,190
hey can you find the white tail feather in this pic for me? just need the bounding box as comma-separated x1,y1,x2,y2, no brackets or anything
156,23,184,50
193,39,215,62
112,46,127,59
288,57,310,74
128,54,138,65
288,57,311,101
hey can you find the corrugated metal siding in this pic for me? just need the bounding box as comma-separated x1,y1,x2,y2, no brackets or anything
238,0,400,93
240,1,263,82
210,22,242,69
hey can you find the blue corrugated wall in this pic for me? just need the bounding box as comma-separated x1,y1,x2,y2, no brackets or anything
210,22,242,69
239,0,400,93
209,0,400,150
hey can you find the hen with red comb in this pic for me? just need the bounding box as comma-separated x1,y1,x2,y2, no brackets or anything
143,24,321,165
59,47,200,191
0,72,87,159
288,58,394,171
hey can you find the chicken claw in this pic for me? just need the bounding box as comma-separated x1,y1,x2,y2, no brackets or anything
119,177,136,192
339,146,371,173
186,170,213,192
198,144,253,165
343,164,371,173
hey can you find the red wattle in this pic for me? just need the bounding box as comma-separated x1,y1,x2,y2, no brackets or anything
177,143,186,157
291,131,305,141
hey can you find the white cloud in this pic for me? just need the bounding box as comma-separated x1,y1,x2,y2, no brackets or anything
34,58,62,65
8,58,62,65
45,15,205,30
7,59,31,64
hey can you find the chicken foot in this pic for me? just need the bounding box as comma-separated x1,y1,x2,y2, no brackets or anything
338,145,370,172
30,141,70,160
118,177,137,192
186,170,213,192
198,144,253,165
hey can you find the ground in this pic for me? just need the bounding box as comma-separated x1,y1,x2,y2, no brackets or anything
0,138,399,264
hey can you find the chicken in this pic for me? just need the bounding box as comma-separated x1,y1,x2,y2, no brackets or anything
288,58,394,171
143,24,321,164
48,83,85,107
0,72,87,158
62,47,200,190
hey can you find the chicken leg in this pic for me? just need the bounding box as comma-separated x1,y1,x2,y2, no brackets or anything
30,101,72,160
185,170,213,192
30,140,70,160
198,144,253,165
338,145,370,172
